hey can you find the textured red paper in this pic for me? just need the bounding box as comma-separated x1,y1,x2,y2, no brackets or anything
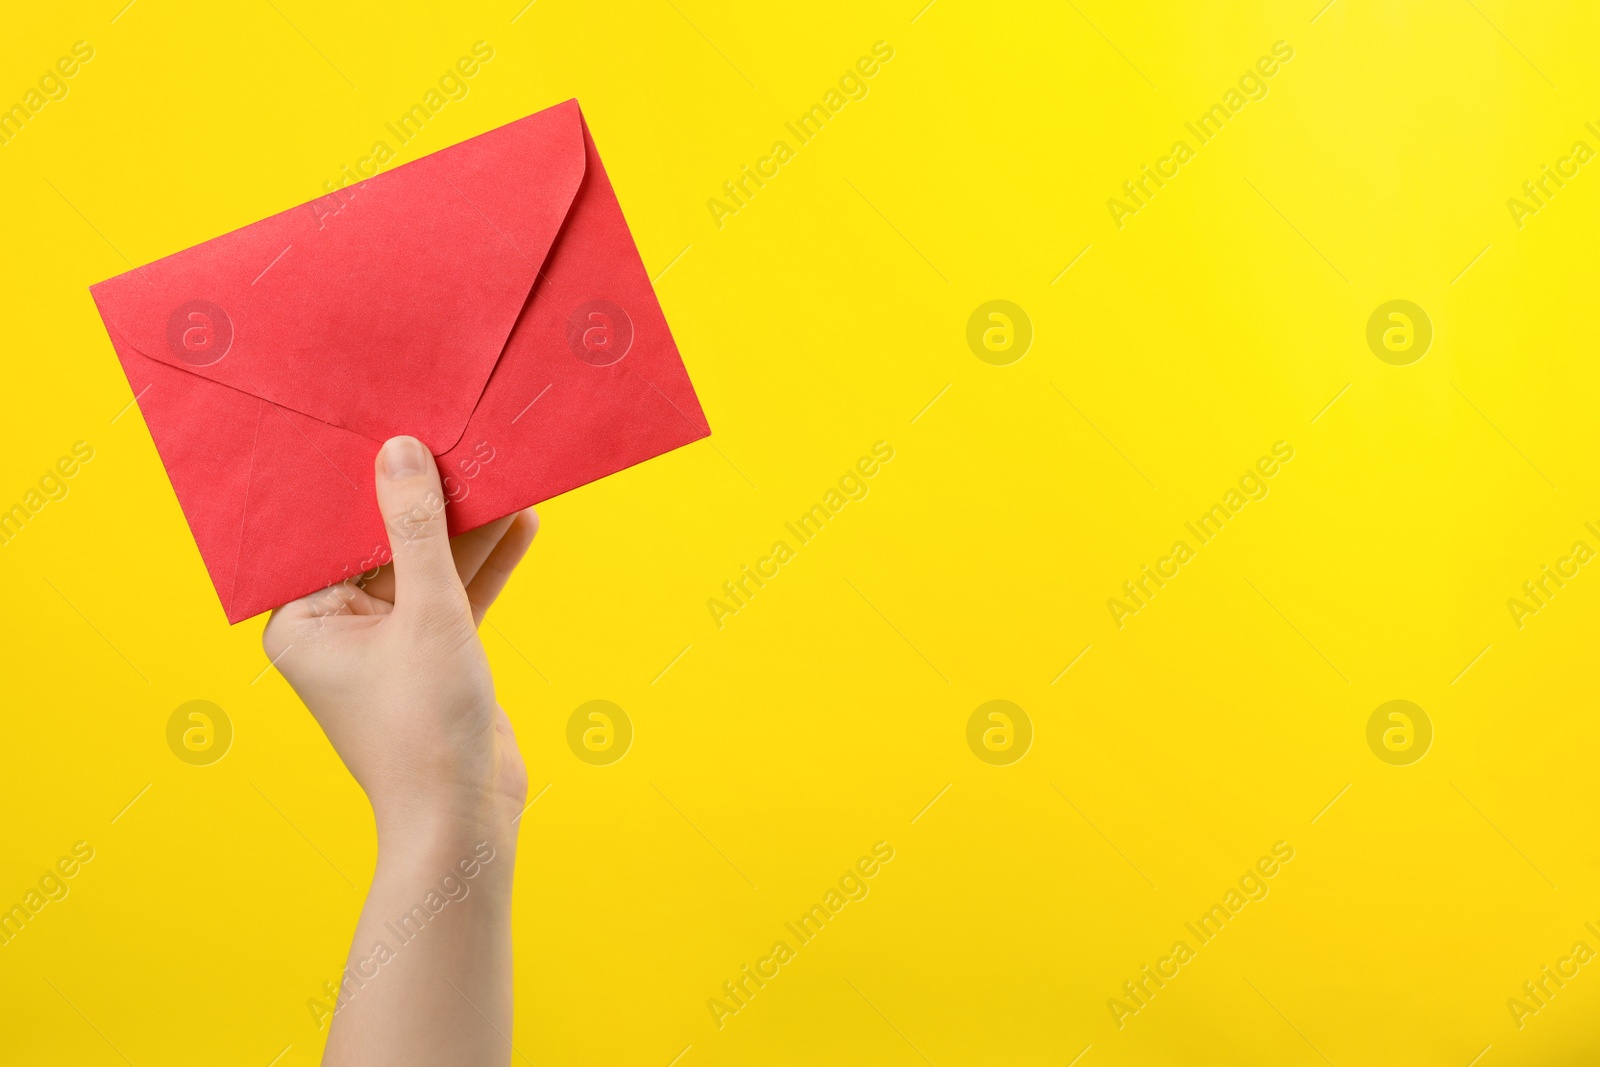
89,99,710,623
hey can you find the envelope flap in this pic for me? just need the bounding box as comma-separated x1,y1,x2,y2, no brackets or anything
89,99,587,455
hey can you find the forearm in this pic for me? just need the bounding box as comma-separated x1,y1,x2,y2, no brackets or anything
322,810,519,1067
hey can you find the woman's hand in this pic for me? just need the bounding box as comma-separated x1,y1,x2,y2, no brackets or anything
263,435,536,836
263,435,538,1066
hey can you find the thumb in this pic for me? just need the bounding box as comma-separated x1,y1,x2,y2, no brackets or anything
374,435,466,612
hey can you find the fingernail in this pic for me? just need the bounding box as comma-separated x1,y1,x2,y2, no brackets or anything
381,436,427,479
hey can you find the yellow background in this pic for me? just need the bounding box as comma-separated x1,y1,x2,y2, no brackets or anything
3,0,1599,1063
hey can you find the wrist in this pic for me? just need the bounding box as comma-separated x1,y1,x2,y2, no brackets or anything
371,814,517,916
372,791,520,876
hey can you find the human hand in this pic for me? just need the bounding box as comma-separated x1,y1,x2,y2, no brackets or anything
262,435,538,842
266,436,537,1063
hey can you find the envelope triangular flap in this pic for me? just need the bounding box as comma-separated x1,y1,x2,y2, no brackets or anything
89,100,588,455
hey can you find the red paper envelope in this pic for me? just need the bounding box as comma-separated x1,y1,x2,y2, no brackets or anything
89,99,710,624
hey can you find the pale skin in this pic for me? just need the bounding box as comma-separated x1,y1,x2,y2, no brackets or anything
263,434,538,1067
